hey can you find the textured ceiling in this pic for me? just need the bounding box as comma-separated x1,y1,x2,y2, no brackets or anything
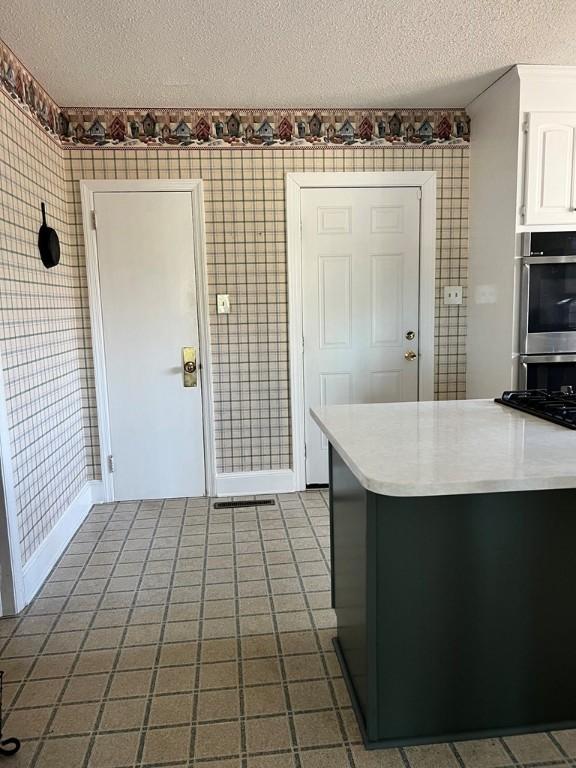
1,0,576,108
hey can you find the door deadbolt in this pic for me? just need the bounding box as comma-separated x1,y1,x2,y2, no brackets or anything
405,330,415,340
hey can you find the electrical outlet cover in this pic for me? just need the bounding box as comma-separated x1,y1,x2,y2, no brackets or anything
444,285,463,305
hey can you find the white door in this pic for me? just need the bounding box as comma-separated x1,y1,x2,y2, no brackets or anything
94,191,206,500
301,187,421,485
524,112,576,226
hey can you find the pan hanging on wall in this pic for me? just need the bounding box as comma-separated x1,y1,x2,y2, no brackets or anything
38,203,60,269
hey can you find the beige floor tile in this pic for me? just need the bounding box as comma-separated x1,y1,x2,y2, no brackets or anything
350,745,406,767
241,635,278,659
143,725,192,763
202,617,236,639
284,654,324,682
245,715,292,752
88,730,140,767
1,657,35,682
197,688,240,721
4,706,53,738
289,680,332,711
0,737,38,768
36,735,90,768
299,747,350,768
504,732,564,763
149,692,194,725
61,674,110,703
242,657,281,685
159,640,197,666
204,599,236,619
116,645,157,670
200,638,237,663
155,664,196,693
552,728,576,757
454,738,513,768
194,721,241,758
99,698,147,730
244,683,287,716
247,753,296,768
108,669,152,698
74,649,116,675
294,710,342,748
14,679,65,708
403,743,460,768
239,614,275,636
49,701,100,735
199,660,238,689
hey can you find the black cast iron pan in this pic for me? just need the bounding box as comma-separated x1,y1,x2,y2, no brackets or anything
38,203,60,269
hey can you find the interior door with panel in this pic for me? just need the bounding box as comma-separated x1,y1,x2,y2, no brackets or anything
301,187,421,485
524,112,576,226
94,191,206,500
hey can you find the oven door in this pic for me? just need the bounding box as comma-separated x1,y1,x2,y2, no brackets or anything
521,256,576,353
519,354,576,390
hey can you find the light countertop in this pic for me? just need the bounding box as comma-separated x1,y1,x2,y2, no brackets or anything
311,399,576,497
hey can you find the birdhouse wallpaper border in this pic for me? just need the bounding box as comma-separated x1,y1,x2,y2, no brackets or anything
1,38,470,149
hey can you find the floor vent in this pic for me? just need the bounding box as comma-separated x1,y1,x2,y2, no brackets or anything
213,499,275,510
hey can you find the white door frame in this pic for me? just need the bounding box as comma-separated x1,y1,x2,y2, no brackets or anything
80,179,216,500
286,171,436,490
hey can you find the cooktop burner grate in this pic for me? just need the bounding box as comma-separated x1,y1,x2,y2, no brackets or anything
495,389,576,429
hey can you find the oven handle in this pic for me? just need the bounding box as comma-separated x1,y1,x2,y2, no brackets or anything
523,255,576,264
520,354,576,363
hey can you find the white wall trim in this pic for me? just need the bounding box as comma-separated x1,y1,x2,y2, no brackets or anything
22,480,104,606
80,179,217,500
0,352,25,615
286,171,437,491
215,470,295,497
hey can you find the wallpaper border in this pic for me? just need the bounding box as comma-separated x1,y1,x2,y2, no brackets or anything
1,38,470,150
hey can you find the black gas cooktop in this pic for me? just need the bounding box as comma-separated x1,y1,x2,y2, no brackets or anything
495,389,576,429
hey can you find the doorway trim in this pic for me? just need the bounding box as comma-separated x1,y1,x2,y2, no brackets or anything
286,171,436,491
80,179,216,499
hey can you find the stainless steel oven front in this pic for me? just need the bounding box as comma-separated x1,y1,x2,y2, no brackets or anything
520,253,576,354
519,354,576,390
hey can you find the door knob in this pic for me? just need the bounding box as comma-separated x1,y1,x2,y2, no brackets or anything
404,350,417,361
184,361,196,374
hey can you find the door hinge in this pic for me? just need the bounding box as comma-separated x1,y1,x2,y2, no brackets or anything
520,204,526,223
107,454,115,473
91,210,97,230
522,120,529,134
416,188,422,200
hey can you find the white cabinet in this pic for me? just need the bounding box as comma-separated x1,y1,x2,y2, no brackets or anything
524,112,576,226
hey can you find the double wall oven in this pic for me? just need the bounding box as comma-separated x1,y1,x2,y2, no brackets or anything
520,232,576,390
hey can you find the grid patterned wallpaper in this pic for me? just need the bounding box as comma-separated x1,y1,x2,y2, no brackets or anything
0,93,90,563
66,147,469,474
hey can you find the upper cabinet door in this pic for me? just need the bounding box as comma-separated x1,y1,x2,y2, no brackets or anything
524,112,576,226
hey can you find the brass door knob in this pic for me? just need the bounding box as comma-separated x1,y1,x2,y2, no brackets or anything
404,350,417,361
184,361,197,374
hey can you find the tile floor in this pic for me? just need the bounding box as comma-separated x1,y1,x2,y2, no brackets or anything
1,492,575,767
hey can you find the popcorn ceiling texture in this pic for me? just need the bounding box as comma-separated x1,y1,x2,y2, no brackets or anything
1,0,576,107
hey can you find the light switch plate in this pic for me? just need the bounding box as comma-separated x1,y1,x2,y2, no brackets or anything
217,294,230,314
444,285,463,305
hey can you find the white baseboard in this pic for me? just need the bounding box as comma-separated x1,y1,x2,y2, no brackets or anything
215,470,296,497
22,480,104,606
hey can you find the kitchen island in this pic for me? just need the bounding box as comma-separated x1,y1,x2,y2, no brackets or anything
312,399,576,749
